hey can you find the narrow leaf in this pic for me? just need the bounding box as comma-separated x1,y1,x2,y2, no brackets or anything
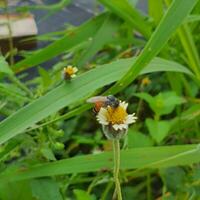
0,57,193,145
107,0,198,94
0,145,199,182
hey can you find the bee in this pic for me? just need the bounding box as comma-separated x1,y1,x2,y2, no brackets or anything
87,95,119,114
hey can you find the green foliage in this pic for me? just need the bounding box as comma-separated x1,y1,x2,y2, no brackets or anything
135,91,184,116
146,119,171,143
30,178,63,200
74,189,95,200
0,0,200,199
0,56,13,75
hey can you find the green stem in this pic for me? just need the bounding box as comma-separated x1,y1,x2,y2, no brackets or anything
147,173,152,200
4,0,14,65
112,139,122,200
3,0,33,98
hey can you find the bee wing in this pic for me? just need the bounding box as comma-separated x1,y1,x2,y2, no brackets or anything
86,96,107,103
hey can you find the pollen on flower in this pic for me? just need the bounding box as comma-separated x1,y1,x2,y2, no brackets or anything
88,96,137,139
106,106,128,124
64,66,74,75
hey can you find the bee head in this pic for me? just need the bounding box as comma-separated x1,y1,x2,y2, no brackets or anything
106,95,119,108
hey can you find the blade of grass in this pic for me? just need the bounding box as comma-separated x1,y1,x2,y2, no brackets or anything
185,14,200,23
17,0,71,11
177,24,200,78
0,55,32,97
106,0,198,95
77,13,122,67
148,0,163,25
165,0,200,79
98,0,152,38
0,57,193,145
12,13,108,73
0,144,199,182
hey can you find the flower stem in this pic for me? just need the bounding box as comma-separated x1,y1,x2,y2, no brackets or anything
112,139,122,200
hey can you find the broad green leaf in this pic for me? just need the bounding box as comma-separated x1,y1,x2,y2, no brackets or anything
0,57,193,145
134,92,185,116
0,180,32,200
146,119,171,143
107,0,198,94
12,13,108,72
31,178,63,200
0,144,199,182
74,189,95,200
128,130,153,148
98,0,151,38
0,56,13,75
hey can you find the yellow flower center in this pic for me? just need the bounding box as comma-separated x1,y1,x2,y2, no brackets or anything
65,67,74,76
106,106,127,124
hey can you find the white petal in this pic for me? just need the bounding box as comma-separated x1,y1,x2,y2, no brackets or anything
97,108,108,125
113,124,128,131
97,118,109,125
98,108,108,117
119,101,128,110
125,114,137,124
71,74,76,78
73,67,78,73
97,113,108,124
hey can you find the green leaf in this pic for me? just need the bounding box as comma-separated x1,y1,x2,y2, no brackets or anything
146,119,171,143
0,180,32,200
160,167,186,193
148,0,163,25
134,92,185,116
0,144,200,182
12,13,108,72
78,13,122,67
73,189,95,200
40,147,56,161
31,178,63,200
0,57,192,145
0,139,21,162
177,24,200,78
0,56,13,75
170,104,200,132
185,14,200,22
98,0,151,38
107,0,198,94
128,130,153,148
38,67,52,89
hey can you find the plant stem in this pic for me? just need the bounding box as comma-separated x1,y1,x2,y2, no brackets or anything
147,173,152,200
4,0,14,66
3,0,33,98
112,139,122,200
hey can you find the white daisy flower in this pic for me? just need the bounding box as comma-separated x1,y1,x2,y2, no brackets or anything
97,101,137,139
62,66,78,80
